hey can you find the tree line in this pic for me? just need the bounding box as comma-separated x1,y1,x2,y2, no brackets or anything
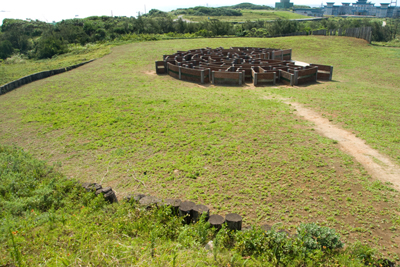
0,13,398,60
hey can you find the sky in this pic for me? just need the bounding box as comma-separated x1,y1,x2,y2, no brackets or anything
0,0,390,25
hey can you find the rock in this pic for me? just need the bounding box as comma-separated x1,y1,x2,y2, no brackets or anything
139,196,161,209
95,186,112,195
123,193,146,202
94,186,118,203
204,240,214,251
82,182,102,192
104,190,118,203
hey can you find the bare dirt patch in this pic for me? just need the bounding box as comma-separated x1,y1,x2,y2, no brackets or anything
265,95,400,190
144,70,157,75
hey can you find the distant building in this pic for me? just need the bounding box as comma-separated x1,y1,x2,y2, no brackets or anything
294,8,325,16
324,0,400,17
275,0,294,9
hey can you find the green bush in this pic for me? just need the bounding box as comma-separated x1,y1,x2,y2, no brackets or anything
296,222,343,251
35,33,68,59
0,145,80,216
0,40,13,59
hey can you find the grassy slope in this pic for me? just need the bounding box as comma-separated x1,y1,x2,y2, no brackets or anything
271,36,400,166
179,10,307,22
0,145,375,266
0,44,111,86
0,37,399,258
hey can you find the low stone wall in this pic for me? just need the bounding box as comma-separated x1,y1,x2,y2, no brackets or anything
0,59,95,96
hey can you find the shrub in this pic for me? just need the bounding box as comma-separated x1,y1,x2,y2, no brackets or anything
296,222,343,251
35,33,68,59
0,40,13,59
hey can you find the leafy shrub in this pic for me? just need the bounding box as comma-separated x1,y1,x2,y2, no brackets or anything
35,33,68,59
0,145,81,216
0,40,13,59
296,222,343,251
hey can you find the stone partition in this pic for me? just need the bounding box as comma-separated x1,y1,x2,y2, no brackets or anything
0,59,95,95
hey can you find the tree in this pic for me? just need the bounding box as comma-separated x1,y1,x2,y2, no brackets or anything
0,40,13,59
35,33,67,59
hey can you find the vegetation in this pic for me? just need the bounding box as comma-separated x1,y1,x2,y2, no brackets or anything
176,10,307,23
173,6,243,17
0,145,395,266
0,37,400,263
225,3,274,10
0,15,398,62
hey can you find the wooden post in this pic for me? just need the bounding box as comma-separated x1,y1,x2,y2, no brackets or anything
315,66,318,82
179,201,195,224
225,213,242,231
208,214,225,230
254,72,258,86
294,70,299,86
201,70,205,84
273,72,276,85
139,196,161,209
124,193,146,202
192,204,210,222
162,198,182,215
239,72,242,86
212,71,215,84
329,66,333,81
179,66,182,80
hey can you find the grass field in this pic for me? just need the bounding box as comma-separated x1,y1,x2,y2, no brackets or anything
0,36,399,260
177,10,307,22
0,145,382,266
0,43,111,86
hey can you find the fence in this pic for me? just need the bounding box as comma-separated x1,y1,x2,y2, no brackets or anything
261,26,372,43
313,26,372,43
0,59,95,95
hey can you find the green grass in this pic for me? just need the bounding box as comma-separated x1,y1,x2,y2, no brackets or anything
0,145,390,266
0,43,112,86
0,36,400,261
178,10,307,22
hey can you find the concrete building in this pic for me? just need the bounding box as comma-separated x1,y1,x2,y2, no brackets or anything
294,8,325,16
324,0,400,17
275,0,294,9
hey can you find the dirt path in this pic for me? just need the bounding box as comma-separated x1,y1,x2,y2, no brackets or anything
265,96,400,190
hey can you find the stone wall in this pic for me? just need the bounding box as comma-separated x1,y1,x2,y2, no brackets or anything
0,59,95,95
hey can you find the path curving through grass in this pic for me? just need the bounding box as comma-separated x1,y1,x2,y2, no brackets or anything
265,95,400,190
